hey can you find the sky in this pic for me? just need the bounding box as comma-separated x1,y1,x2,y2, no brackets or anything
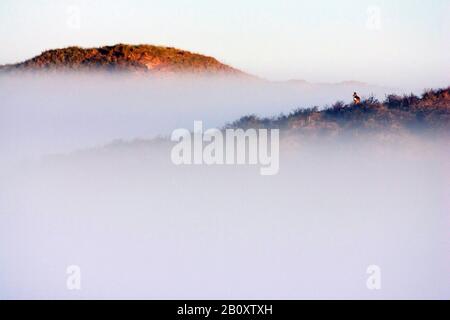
0,0,449,88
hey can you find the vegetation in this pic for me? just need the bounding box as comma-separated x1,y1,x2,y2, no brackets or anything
1,44,244,74
226,88,450,135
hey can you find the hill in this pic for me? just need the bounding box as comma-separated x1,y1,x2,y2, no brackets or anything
0,44,246,75
227,87,450,136
72,87,450,158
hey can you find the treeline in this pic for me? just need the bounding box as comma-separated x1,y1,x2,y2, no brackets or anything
227,87,450,134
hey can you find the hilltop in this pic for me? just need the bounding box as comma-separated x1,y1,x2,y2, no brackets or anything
227,87,450,136
0,44,246,75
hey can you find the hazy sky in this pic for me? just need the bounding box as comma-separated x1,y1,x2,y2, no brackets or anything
0,0,449,88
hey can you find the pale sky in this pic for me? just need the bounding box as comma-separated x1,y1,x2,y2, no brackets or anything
0,0,449,88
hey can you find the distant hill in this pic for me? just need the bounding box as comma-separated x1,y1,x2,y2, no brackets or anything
0,44,247,75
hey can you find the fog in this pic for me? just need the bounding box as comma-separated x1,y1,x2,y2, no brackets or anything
0,137,448,299
0,73,448,299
